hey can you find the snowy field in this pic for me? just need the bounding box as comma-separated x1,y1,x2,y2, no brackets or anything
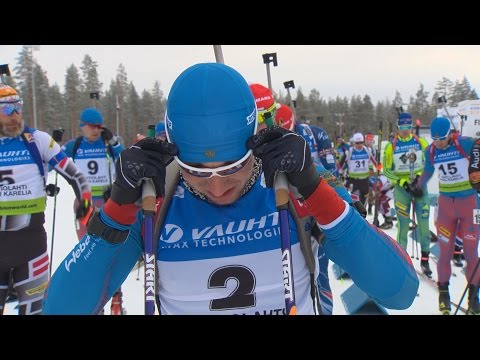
4,144,478,315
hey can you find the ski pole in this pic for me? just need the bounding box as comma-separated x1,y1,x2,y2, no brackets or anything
48,128,64,276
453,256,480,315
283,80,297,124
262,53,278,92
213,45,225,64
49,172,59,276
142,178,157,315
411,200,419,260
262,54,295,315
408,149,419,259
437,96,457,132
373,121,383,227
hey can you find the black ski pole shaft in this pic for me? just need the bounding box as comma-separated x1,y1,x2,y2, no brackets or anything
454,256,480,315
49,172,59,277
48,128,64,277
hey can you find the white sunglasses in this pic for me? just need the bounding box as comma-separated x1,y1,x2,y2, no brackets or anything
176,150,253,178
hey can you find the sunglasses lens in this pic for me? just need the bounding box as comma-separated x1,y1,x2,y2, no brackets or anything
0,103,22,116
186,169,213,178
217,164,244,176
181,154,251,178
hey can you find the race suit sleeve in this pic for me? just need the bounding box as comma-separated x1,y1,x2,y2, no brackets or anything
111,141,124,161
304,179,419,310
417,144,434,189
35,131,90,201
42,210,144,314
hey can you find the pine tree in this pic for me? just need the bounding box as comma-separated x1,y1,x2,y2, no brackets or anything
44,84,65,135
152,81,166,121
139,90,156,135
115,64,129,140
13,46,35,125
64,64,83,139
80,55,103,110
125,82,140,144
409,84,434,125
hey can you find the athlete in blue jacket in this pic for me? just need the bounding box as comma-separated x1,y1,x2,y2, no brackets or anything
43,63,418,315
62,108,124,240
416,117,479,314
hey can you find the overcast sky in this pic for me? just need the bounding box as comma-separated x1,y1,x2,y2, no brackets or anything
1,45,479,104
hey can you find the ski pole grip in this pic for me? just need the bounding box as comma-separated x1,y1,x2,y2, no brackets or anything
142,179,156,213
275,173,290,207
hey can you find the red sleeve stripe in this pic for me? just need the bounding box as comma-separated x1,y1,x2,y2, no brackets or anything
104,199,140,225
304,179,347,225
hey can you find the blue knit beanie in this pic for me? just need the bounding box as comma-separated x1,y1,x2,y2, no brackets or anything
165,63,257,163
430,117,451,140
397,112,412,129
80,108,103,127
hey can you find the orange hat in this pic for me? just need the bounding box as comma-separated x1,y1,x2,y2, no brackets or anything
275,103,295,131
0,84,21,103
365,133,374,143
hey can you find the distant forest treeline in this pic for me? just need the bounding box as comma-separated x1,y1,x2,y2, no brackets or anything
2,45,478,146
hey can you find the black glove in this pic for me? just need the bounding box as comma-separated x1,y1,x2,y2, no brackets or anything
409,177,423,198
100,127,117,145
402,180,411,193
75,198,91,219
111,137,179,204
352,200,367,218
45,183,60,197
247,126,320,199
102,185,112,202
52,128,65,143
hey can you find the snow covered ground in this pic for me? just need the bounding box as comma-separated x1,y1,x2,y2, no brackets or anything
4,150,477,315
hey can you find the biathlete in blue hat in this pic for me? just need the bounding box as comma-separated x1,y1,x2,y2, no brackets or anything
62,108,124,240
60,107,126,315
43,63,418,315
